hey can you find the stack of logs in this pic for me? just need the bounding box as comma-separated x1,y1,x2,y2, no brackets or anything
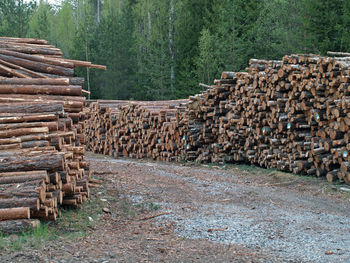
85,52,349,185
0,37,105,233
85,100,188,161
183,53,349,183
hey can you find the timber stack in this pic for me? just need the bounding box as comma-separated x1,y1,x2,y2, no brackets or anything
85,100,189,161
84,53,349,185
0,37,105,233
182,54,349,183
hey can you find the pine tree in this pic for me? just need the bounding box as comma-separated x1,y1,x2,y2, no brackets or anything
51,0,76,57
341,0,350,51
134,0,175,100
195,28,218,85
302,0,343,54
174,0,213,97
0,0,36,37
89,0,137,100
254,0,304,60
27,1,52,40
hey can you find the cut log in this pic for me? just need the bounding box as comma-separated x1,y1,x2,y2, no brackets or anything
0,219,40,234
0,207,30,221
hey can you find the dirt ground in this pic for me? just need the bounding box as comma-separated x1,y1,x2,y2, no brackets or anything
2,153,350,263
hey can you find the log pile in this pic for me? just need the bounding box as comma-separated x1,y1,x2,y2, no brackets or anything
84,53,349,185
182,54,349,183
85,100,188,161
0,37,105,232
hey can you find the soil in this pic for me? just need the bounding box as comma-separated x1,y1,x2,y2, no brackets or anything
2,153,350,263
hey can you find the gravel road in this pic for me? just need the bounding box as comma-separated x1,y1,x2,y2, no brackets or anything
100,156,350,263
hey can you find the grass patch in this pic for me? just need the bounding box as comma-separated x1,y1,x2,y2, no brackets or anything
0,222,57,251
0,188,104,252
119,198,137,219
135,201,161,212
244,190,259,196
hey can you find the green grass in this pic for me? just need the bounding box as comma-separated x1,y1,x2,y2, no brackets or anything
135,201,161,212
0,188,104,252
119,198,137,219
0,222,57,251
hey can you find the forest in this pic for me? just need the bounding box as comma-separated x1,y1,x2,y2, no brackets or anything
0,0,349,100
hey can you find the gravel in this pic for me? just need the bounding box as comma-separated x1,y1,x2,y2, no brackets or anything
93,156,350,262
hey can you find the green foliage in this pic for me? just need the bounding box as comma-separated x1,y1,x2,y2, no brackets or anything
301,0,343,54
133,0,175,100
90,0,137,99
254,0,304,59
27,1,52,40
341,0,350,51
195,28,219,85
0,0,345,100
174,0,213,97
0,0,36,37
50,0,76,57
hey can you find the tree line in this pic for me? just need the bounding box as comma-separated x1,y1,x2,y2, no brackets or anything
0,0,349,100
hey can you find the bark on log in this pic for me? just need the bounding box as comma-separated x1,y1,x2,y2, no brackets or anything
0,198,39,210
0,85,82,96
0,207,30,221
0,219,40,234
0,152,65,172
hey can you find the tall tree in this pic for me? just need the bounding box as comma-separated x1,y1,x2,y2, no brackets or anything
0,0,36,37
341,0,350,51
51,0,76,57
89,0,137,100
174,0,213,97
195,28,218,85
27,1,52,40
301,0,343,54
254,0,304,60
134,0,174,100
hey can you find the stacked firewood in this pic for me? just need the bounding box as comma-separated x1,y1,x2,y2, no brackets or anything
84,53,349,184
182,54,349,183
0,37,105,233
85,100,188,161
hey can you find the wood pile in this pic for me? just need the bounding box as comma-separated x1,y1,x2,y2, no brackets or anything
84,52,349,185
182,54,349,183
0,37,105,233
85,100,188,161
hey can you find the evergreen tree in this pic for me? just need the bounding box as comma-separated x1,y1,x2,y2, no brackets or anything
341,0,350,51
134,0,174,100
90,0,137,100
254,0,304,60
195,28,219,85
51,0,76,57
27,1,52,40
174,0,213,97
0,0,36,37
302,0,343,54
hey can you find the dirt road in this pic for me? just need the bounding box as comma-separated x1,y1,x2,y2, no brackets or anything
2,153,350,262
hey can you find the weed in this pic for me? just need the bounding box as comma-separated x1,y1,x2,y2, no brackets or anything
136,201,161,212
0,222,57,252
119,198,137,219
244,190,259,196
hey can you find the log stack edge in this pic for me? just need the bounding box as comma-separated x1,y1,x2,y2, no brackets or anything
0,37,105,233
